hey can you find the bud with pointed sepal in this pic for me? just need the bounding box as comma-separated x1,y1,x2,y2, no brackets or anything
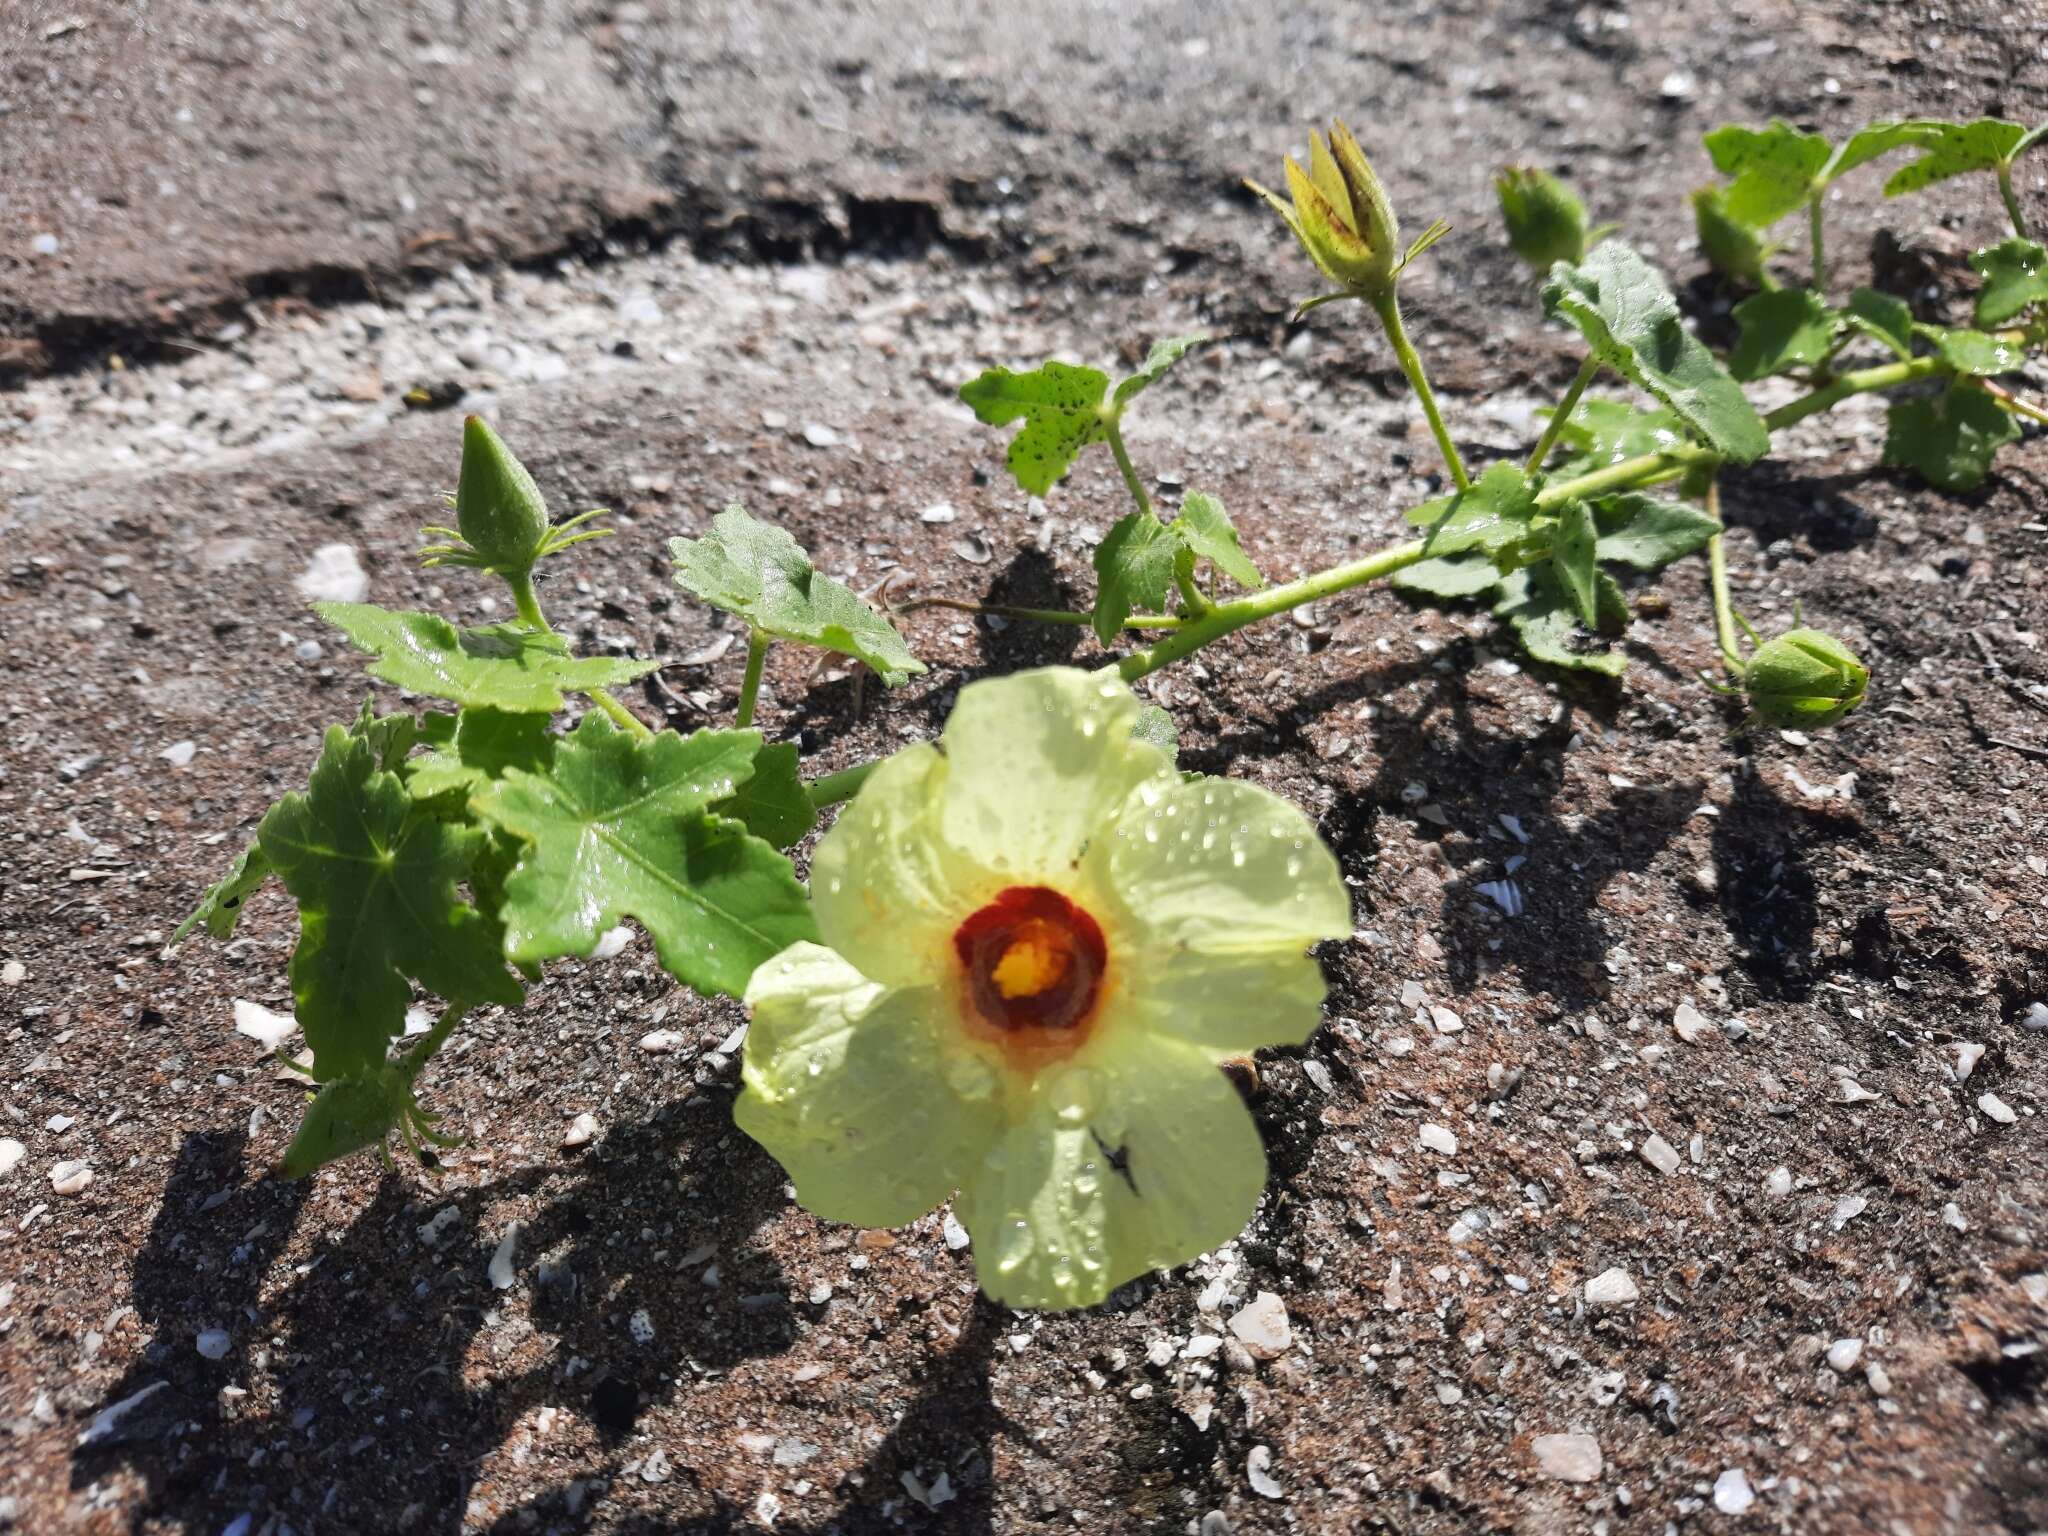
419,416,612,579
1246,121,1409,300
1743,627,1868,728
1496,166,1589,271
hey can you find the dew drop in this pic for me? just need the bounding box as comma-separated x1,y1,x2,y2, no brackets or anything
1048,1065,1103,1124
945,1053,998,1101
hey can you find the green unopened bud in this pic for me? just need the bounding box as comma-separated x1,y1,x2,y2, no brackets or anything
1692,185,1769,287
1744,627,1868,729
455,415,551,575
1496,166,1588,271
276,1068,408,1178
1246,121,1402,297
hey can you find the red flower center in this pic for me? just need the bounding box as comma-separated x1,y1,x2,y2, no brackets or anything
952,887,1108,1054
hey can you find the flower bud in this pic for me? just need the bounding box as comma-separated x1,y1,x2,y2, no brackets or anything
1744,627,1868,728
1691,185,1769,287
1496,166,1588,271
276,1068,407,1179
455,415,551,575
1246,121,1401,297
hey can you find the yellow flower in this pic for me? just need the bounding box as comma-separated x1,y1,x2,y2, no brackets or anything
735,668,1351,1310
1246,121,1404,297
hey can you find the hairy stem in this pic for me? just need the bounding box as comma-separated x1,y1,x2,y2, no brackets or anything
1116,539,1430,682
1524,354,1602,475
807,760,878,809
1703,481,1747,678
735,629,770,729
1808,194,1826,292
1107,418,1208,613
398,1001,471,1086
895,595,1183,630
1370,288,1472,491
507,568,653,738
2000,159,2030,240
1759,355,1940,433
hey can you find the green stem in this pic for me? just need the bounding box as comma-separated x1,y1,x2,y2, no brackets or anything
894,596,1183,630
1999,159,2030,240
1525,354,1602,475
1759,355,1940,434
1808,194,1826,292
806,760,878,809
507,566,653,739
1116,539,1430,682
398,1001,470,1086
1106,418,1208,614
1703,481,1746,678
1371,288,1471,490
735,629,769,729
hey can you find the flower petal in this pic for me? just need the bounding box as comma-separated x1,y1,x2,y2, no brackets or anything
1306,130,1353,226
954,1036,1267,1310
737,943,999,1229
809,743,984,989
935,668,1173,885
1084,775,1350,1054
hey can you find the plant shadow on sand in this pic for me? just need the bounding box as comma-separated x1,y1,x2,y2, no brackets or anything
71,1086,1025,1534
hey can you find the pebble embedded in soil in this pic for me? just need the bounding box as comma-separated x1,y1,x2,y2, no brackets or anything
195,1329,231,1361
1419,1123,1458,1155
1672,1002,1714,1043
1246,1445,1284,1499
0,1140,24,1177
293,542,368,604
50,1159,92,1195
1827,1337,1865,1372
1978,1093,2017,1125
233,999,297,1050
1639,1134,1681,1175
562,1113,599,1147
1714,1467,1756,1515
1228,1291,1292,1359
1585,1268,1639,1307
1530,1433,1604,1483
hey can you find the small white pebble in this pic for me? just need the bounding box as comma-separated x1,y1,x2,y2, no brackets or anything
0,960,24,986
1766,1166,1794,1197
629,1308,656,1345
638,1030,687,1053
1531,1433,1604,1483
50,1160,93,1196
1585,1268,1639,1308
488,1222,521,1291
1419,1123,1458,1156
1713,1467,1755,1515
1672,1003,1714,1043
1246,1445,1284,1499
195,1329,232,1361
562,1113,599,1148
1227,1291,1292,1360
0,1139,25,1177
1826,1337,1864,1373
1639,1134,1681,1176
942,1211,971,1251
1979,1092,2017,1125
1953,1042,1985,1081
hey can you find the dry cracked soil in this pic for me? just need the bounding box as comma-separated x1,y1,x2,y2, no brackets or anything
3,1,2048,1533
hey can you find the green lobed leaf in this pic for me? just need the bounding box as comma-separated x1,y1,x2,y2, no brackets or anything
711,741,816,850
1882,118,2027,197
1542,242,1769,464
1172,492,1264,589
1131,704,1180,763
475,714,817,996
259,726,523,1080
1590,494,1720,571
1846,288,1914,358
1091,511,1182,645
1923,325,2025,376
1550,500,1601,629
175,840,274,943
1112,335,1209,409
1494,565,1627,677
1728,288,1837,381
318,602,658,714
1409,462,1538,557
1390,553,1501,601
1823,122,1934,183
1703,121,1831,228
1881,386,2021,492
347,698,425,771
958,360,1111,494
668,506,924,684
1971,238,2048,326
1546,397,1688,476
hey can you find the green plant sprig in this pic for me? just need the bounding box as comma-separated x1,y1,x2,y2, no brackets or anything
177,108,2044,1199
